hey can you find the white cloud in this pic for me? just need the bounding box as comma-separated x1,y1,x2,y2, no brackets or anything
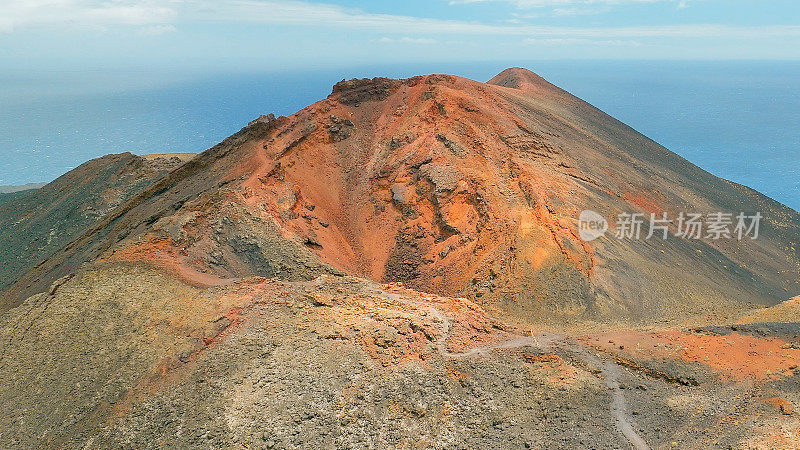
181,1,799,41
0,0,176,33
376,37,437,44
509,12,543,21
449,0,684,7
453,0,692,18
551,7,603,16
1,0,797,45
0,17,14,33
136,24,177,36
524,37,642,45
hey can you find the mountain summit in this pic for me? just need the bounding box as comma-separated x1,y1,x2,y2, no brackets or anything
487,67,553,91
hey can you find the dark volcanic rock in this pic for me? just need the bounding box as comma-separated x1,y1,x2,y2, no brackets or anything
0,153,187,301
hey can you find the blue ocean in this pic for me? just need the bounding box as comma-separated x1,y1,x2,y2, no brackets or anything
1,61,798,210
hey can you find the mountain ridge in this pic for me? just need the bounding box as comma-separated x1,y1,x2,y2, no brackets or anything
1,68,798,322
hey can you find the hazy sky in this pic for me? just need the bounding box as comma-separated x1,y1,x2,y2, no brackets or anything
1,0,799,73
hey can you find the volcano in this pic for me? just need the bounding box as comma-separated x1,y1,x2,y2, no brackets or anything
3,68,797,322
1,68,799,448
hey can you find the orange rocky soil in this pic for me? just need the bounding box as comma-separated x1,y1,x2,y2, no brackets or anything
584,329,800,383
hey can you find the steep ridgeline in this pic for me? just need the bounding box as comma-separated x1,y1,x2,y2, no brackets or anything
0,153,191,295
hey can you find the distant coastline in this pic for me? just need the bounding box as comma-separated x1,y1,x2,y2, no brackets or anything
0,183,46,194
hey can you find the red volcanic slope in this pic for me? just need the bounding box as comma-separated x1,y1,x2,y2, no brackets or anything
4,68,799,322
